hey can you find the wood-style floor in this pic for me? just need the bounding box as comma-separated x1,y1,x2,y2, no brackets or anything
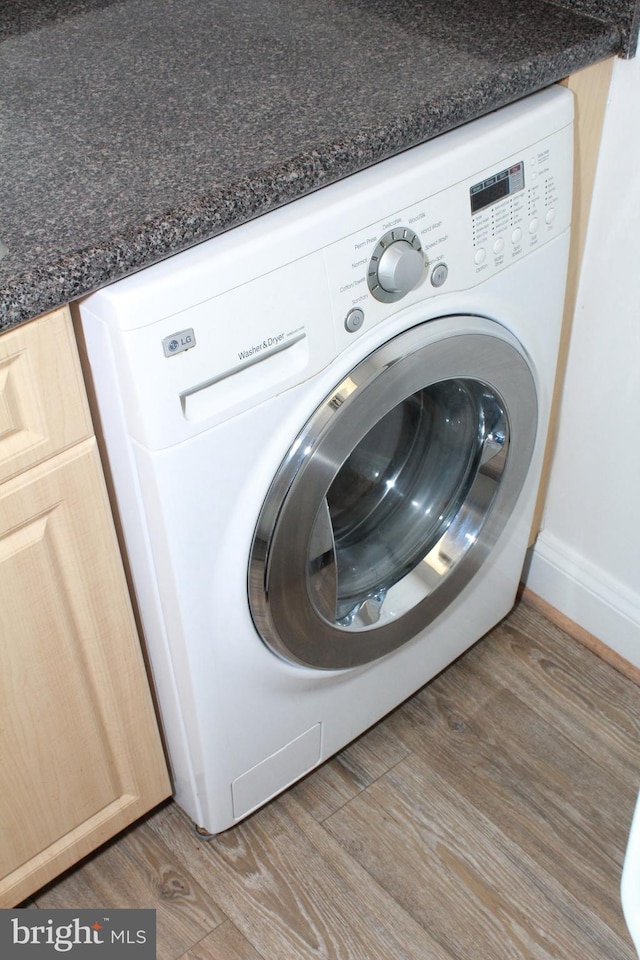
32,598,640,959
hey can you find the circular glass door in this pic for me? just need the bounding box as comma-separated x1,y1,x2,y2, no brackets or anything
249,318,537,669
321,377,505,625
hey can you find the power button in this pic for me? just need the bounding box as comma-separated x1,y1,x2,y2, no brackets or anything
345,308,365,333
430,263,449,288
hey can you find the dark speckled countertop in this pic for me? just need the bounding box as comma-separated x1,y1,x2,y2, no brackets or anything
0,0,635,330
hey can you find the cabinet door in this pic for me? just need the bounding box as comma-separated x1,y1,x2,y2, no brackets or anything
0,307,92,484
0,438,171,906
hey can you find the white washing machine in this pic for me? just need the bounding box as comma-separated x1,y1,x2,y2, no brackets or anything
78,85,573,834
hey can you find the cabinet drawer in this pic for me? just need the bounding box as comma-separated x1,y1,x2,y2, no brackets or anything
0,307,93,483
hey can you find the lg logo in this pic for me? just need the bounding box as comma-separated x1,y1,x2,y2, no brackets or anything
162,328,196,357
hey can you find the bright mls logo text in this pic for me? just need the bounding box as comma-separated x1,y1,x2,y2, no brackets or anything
11,917,147,953
0,909,155,960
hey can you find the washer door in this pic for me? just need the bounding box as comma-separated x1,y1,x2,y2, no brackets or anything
249,317,537,669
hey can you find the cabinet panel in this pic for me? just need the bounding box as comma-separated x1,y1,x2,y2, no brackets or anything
531,61,614,538
0,439,170,906
0,307,92,484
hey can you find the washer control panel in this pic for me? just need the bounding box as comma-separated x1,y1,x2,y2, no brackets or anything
323,118,572,344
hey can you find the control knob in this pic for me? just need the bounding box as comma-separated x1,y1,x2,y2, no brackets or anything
368,228,425,303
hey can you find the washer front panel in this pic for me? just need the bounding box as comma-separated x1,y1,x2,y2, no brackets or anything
78,88,572,833
249,316,537,669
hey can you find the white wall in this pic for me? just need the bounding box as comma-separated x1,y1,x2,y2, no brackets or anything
525,51,640,667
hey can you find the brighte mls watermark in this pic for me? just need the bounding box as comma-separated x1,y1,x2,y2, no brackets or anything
0,910,156,958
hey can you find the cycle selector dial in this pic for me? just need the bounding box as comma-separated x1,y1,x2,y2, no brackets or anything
368,228,425,303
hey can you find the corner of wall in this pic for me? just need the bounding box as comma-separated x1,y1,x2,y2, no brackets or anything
525,533,640,670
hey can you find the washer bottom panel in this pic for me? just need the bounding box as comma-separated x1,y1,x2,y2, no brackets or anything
231,722,323,819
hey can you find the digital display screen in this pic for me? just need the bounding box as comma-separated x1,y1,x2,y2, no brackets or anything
470,162,525,215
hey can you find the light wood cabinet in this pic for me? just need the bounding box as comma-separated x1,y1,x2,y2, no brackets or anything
531,60,614,538
0,307,171,907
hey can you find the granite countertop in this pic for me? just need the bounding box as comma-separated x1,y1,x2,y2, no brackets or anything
0,0,635,331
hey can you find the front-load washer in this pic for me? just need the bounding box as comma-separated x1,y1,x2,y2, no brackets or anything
78,85,573,834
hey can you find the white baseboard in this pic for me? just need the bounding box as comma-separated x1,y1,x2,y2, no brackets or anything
524,531,640,671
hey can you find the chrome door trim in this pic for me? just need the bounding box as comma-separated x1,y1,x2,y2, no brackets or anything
248,317,537,670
